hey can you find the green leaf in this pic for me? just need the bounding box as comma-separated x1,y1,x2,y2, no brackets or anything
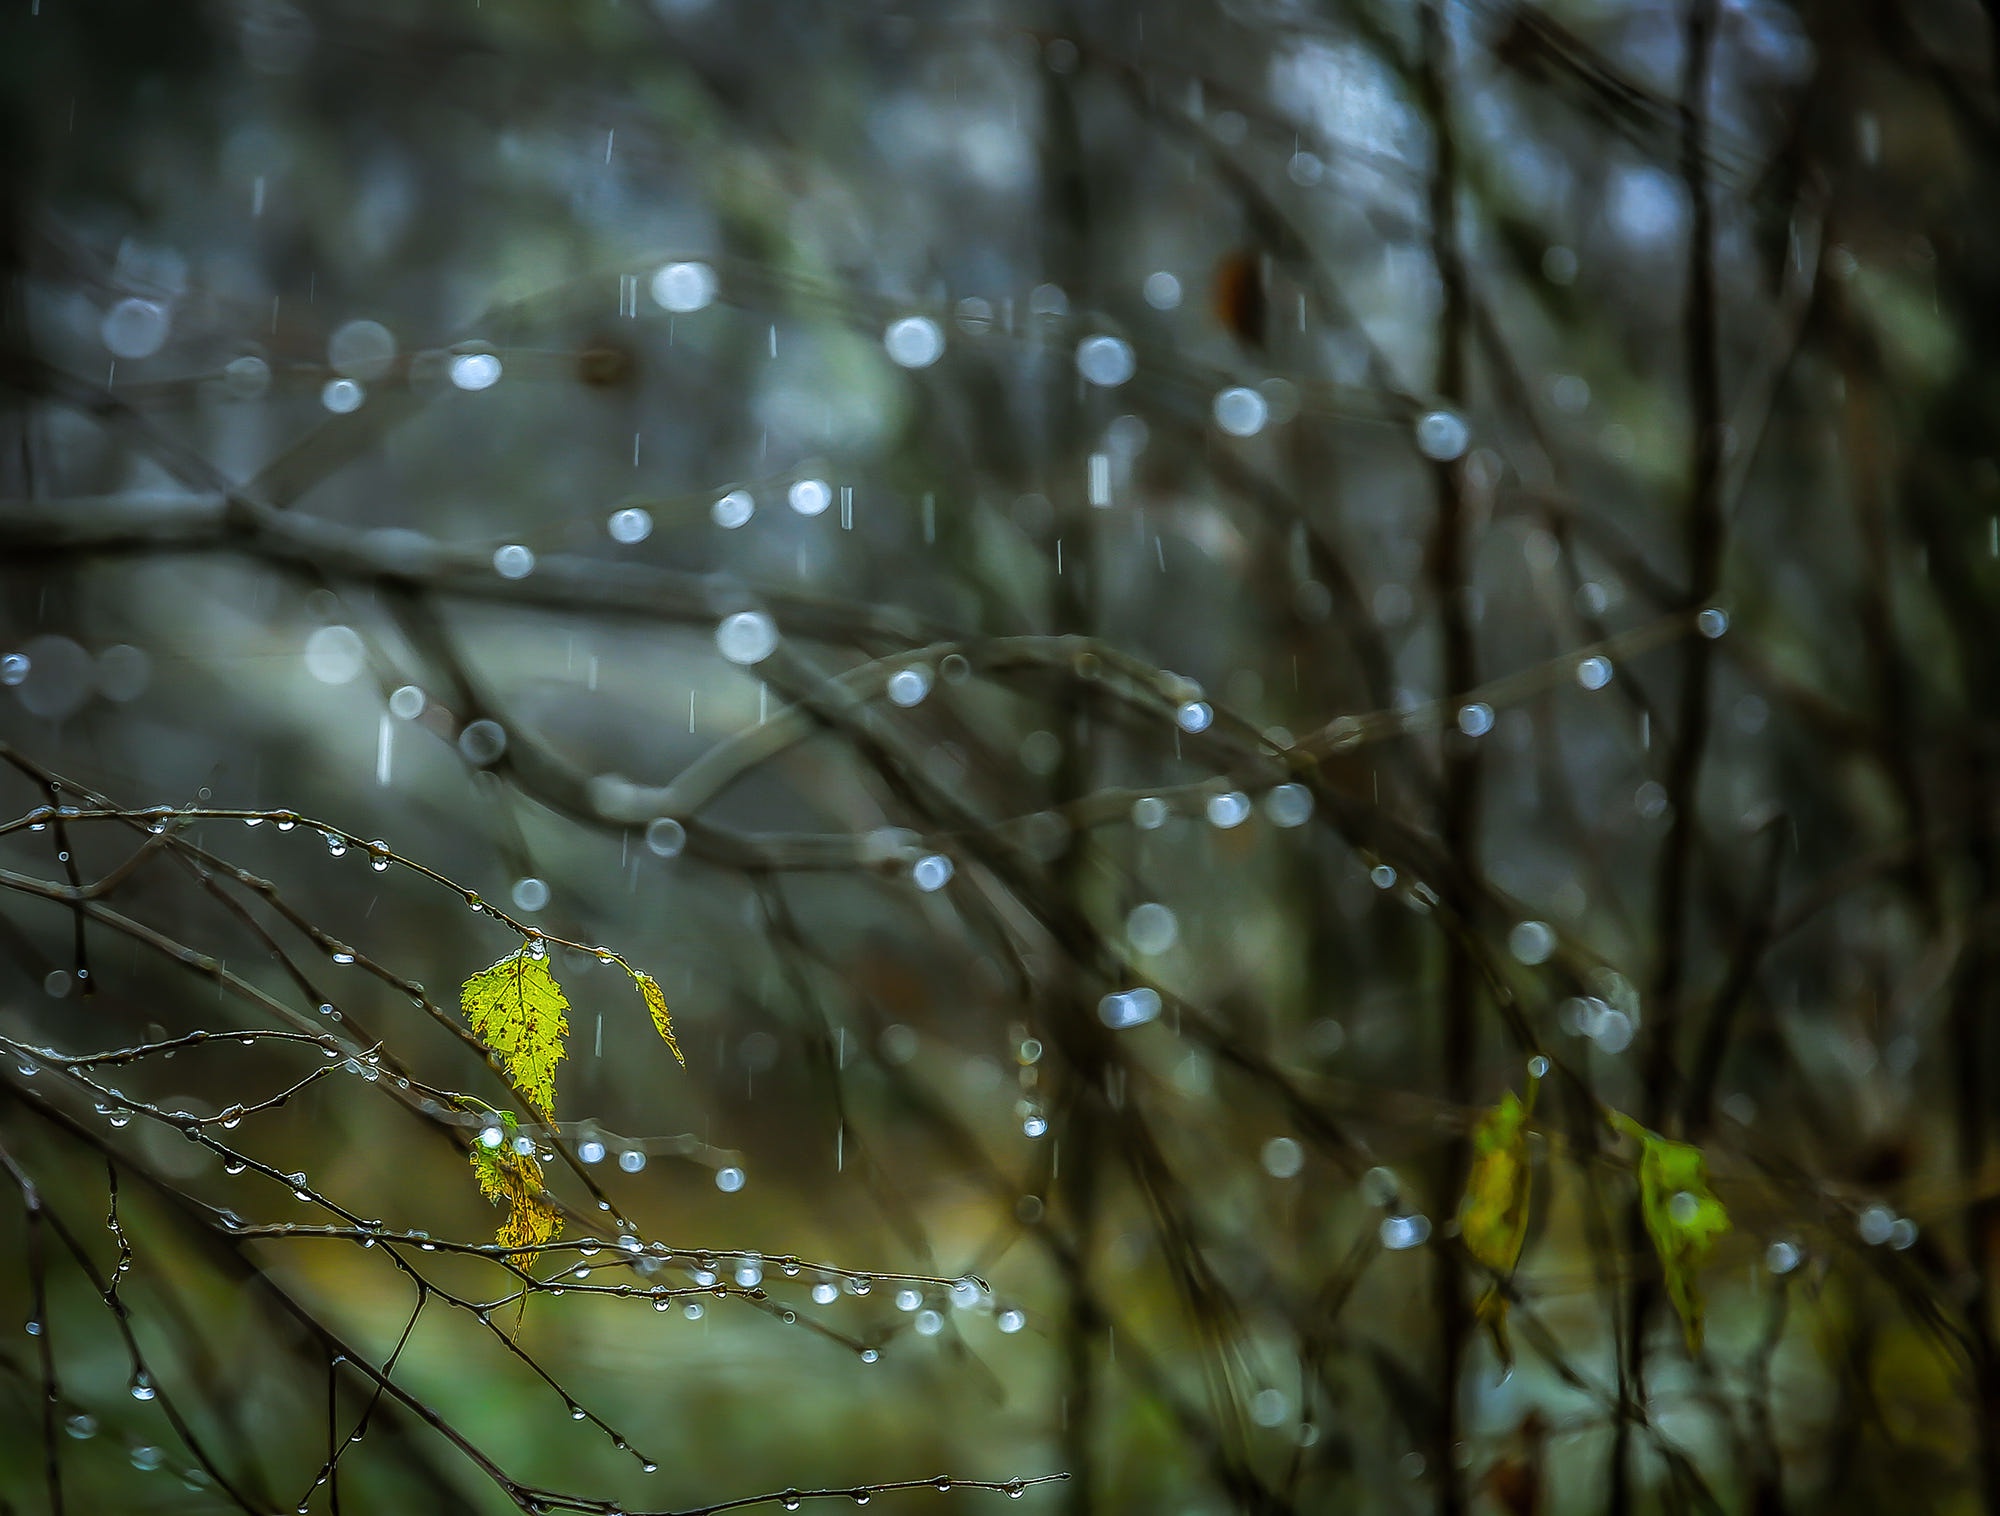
1617,1115,1731,1355
460,948,571,1123
632,970,684,1066
1459,1089,1533,1364
468,1111,562,1257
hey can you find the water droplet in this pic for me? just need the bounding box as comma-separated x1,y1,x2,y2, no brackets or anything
788,478,832,516
388,683,426,720
711,489,755,529
304,625,366,685
618,1148,646,1173
812,1281,839,1305
323,831,348,858
65,1414,96,1440
1213,386,1269,437
1075,334,1136,387
912,854,954,892
0,651,27,686
716,610,779,665
715,1166,746,1193
1380,1214,1432,1250
457,719,508,766
1766,1240,1801,1274
1261,1137,1304,1179
1527,1054,1550,1079
96,643,150,701
1584,1003,1634,1054
1576,655,1613,690
1098,987,1162,1029
1508,920,1555,966
997,1308,1026,1334
450,352,502,391
650,261,717,312
914,1309,943,1336
641,817,687,859
1251,1387,1291,1427
1176,700,1213,733
1143,270,1182,309
886,666,932,707
328,319,395,381
1022,1114,1049,1138
102,297,170,358
492,544,536,579
783,1493,802,1511
1205,791,1251,828
1131,796,1169,830
884,316,944,368
320,378,365,414
1264,783,1314,827
1126,902,1178,955
130,1372,157,1400
608,507,653,544
1415,409,1469,461
222,353,270,398
1457,702,1494,738
1858,1205,1896,1245
130,1444,164,1471
1890,1217,1919,1250
578,1140,607,1165
895,1287,922,1312
511,877,550,912
1698,606,1730,638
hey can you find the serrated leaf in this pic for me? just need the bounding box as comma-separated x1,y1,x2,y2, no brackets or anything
467,1111,562,1257
1617,1114,1731,1355
1459,1089,1533,1365
461,948,570,1122
633,971,683,1066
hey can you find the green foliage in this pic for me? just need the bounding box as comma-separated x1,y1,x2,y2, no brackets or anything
458,946,680,1253
1459,1087,1534,1364
632,970,684,1066
460,947,571,1123
1615,1115,1732,1355
468,1110,562,1256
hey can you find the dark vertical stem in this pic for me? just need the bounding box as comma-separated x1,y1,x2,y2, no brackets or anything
1419,6,1475,1511
1040,26,1103,1513
27,1198,65,1516
1612,1,1723,1509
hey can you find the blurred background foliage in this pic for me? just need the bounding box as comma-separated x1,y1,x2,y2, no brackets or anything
2,0,1999,1511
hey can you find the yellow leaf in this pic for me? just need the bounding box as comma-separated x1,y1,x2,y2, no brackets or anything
1617,1114,1731,1355
460,948,570,1123
468,1112,563,1258
633,971,684,1066
1459,1089,1533,1363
